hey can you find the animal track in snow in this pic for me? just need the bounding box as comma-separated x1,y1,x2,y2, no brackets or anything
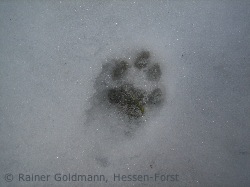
86,49,166,136
107,50,164,118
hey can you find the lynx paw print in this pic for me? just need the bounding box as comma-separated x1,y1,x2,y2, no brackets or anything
92,50,165,120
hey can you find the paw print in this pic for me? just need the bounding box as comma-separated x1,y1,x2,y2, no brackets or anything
96,50,165,119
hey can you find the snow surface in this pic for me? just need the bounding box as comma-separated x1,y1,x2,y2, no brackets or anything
0,0,250,187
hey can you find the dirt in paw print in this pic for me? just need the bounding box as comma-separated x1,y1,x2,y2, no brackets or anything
108,83,147,118
112,60,129,80
134,50,151,69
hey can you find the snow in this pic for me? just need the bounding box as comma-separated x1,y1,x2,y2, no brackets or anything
0,0,250,186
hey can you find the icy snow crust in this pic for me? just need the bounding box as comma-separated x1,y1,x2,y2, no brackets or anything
1,1,250,187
